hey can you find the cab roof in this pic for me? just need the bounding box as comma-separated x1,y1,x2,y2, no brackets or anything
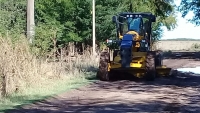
118,12,154,19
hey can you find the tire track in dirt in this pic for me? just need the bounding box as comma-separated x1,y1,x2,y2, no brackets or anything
5,59,200,113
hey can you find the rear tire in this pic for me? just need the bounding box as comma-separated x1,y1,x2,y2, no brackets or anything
96,51,111,81
155,50,163,66
113,50,119,60
155,50,162,77
145,51,156,81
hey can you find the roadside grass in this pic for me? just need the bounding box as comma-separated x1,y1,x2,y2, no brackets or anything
0,36,99,112
0,72,97,112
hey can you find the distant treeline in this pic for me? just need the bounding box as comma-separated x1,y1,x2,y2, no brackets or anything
160,38,200,41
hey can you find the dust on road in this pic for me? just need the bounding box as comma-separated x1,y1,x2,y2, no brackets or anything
6,59,200,113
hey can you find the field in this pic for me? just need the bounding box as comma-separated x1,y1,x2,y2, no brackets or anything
155,40,200,51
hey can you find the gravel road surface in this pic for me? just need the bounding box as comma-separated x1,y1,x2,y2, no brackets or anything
6,59,200,113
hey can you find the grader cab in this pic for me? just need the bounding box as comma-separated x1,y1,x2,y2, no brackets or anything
97,12,171,81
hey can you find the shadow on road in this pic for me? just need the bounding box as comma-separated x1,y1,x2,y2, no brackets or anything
91,72,200,90
5,97,199,113
5,73,200,113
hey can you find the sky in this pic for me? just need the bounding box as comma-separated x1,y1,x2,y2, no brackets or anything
162,0,200,39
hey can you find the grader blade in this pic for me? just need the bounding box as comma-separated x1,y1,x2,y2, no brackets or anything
110,67,171,77
156,66,172,76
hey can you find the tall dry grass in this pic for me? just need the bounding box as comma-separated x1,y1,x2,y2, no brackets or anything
0,36,99,97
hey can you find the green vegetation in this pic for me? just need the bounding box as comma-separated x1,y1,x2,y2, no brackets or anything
0,36,98,111
191,43,200,50
0,0,179,111
179,0,200,25
0,0,178,54
127,0,177,42
0,73,95,111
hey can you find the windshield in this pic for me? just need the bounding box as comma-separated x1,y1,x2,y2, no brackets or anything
127,17,141,31
119,17,142,35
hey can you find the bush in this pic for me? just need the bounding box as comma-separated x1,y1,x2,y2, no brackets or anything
0,36,99,97
191,43,200,50
162,50,172,57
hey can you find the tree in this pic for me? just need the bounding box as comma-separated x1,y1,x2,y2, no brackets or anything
123,0,177,41
94,0,177,43
178,0,200,25
0,0,26,38
95,0,126,42
0,0,178,55
33,0,92,55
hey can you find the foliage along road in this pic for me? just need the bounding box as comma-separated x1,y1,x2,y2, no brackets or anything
6,59,200,113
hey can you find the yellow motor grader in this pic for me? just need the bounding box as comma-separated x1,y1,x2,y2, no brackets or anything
96,12,171,81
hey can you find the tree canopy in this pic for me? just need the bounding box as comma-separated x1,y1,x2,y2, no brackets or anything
0,0,178,55
179,0,200,25
125,0,177,41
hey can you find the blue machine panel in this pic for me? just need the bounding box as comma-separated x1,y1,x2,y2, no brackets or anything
120,34,134,48
120,34,134,68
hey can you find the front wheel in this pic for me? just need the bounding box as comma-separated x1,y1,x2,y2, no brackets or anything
96,51,111,81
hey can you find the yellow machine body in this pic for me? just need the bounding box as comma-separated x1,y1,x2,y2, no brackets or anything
97,12,172,81
109,30,171,78
109,52,171,78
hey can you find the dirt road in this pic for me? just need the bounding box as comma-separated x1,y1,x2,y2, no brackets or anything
7,59,200,113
